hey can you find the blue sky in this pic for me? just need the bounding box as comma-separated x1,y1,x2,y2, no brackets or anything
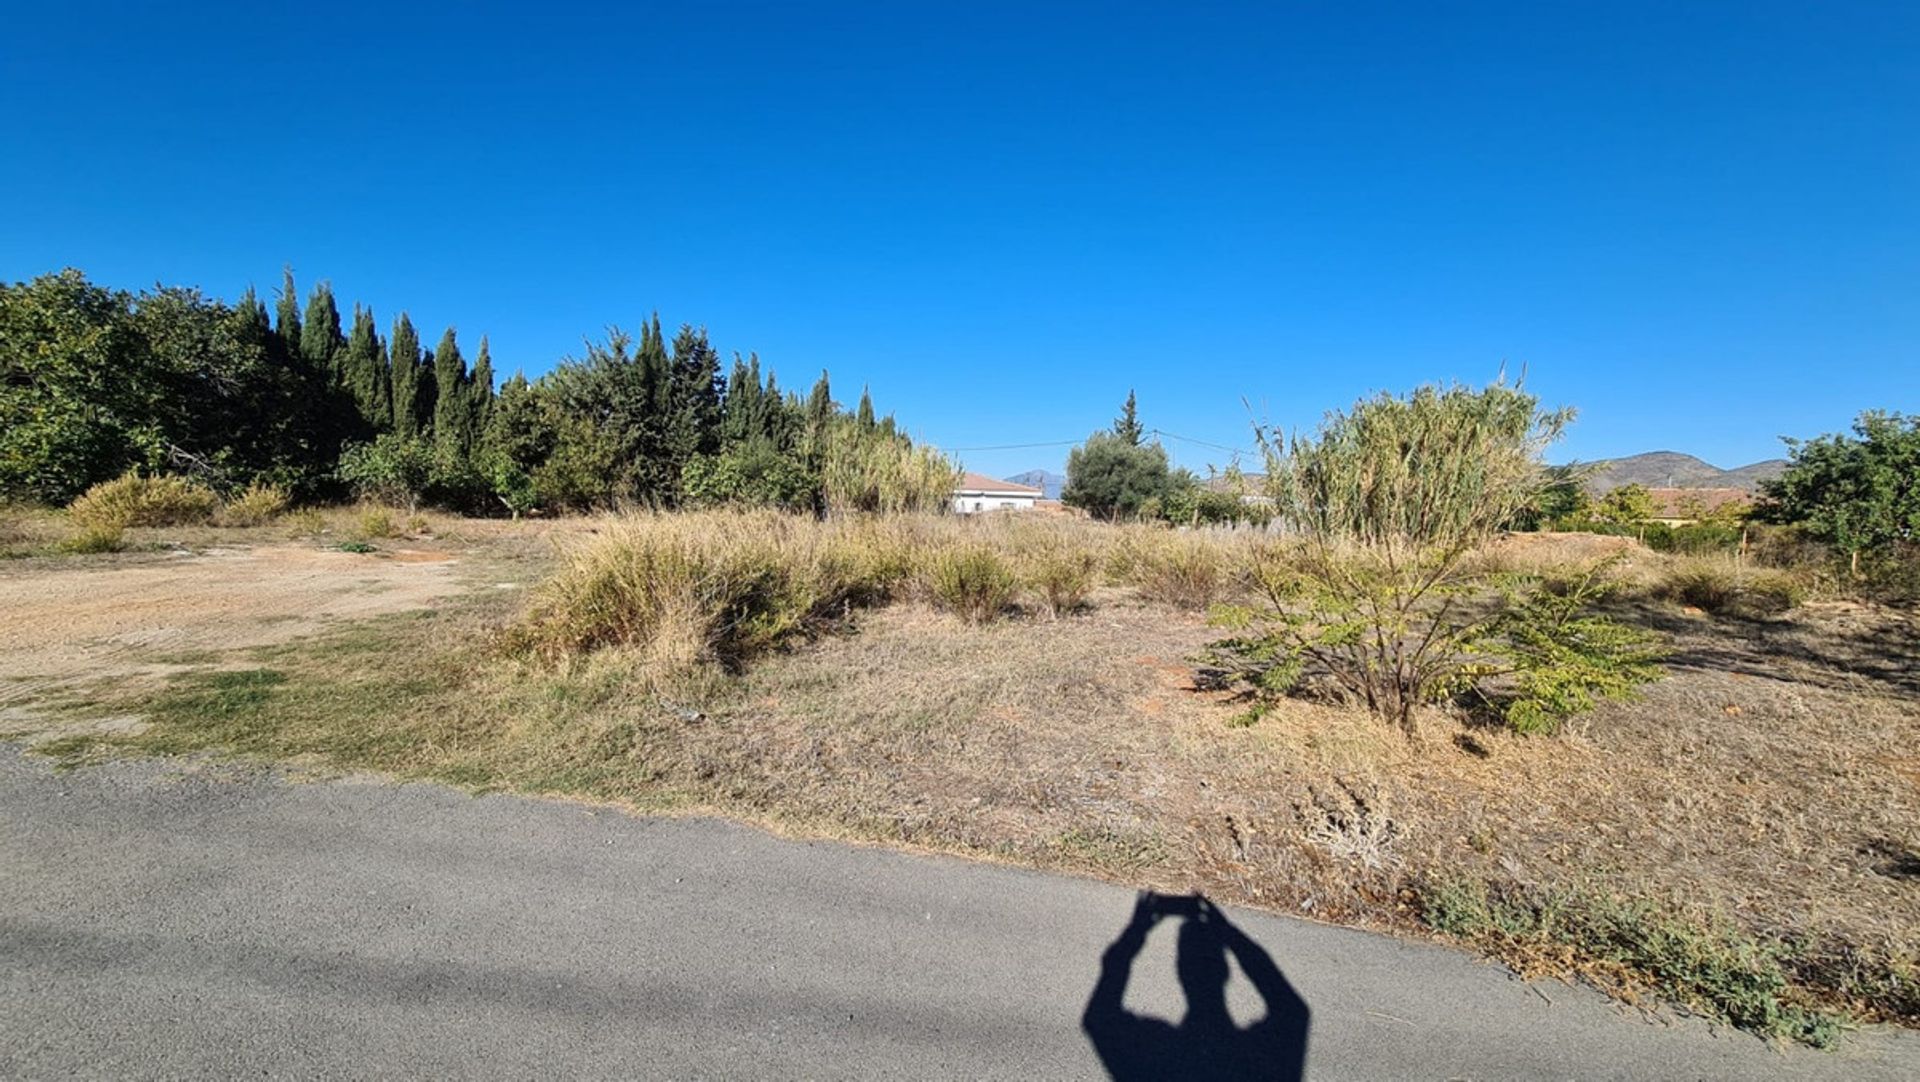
4,2,1915,480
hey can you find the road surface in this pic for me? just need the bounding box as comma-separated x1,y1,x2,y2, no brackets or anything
3,747,1914,1079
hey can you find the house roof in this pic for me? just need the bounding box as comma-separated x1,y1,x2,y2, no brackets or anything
1645,487,1754,519
954,471,1043,496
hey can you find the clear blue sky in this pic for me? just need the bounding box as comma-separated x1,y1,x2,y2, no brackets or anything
4,2,1915,480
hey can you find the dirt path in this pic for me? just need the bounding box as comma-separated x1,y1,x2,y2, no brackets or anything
0,545,463,726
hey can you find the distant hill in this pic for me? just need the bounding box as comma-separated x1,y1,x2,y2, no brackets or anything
1008,469,1064,499
1572,452,1787,493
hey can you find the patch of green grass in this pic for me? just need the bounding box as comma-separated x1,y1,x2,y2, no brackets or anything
336,540,379,554
1420,878,1849,1047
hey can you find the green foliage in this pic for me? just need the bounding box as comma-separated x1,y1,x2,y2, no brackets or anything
682,445,817,512
1207,380,1656,734
1484,567,1668,733
1113,389,1144,446
1158,468,1272,526
337,434,435,511
4,268,937,518
1064,433,1170,520
928,545,1018,623
1590,483,1657,525
1421,879,1844,1047
1761,411,1920,569
68,472,219,530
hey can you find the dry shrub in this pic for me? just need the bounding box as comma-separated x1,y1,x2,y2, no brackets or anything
1652,557,1807,618
1124,529,1233,611
283,508,326,538
58,524,126,553
67,472,217,531
221,481,290,526
927,544,1018,623
353,507,399,541
1022,548,1100,617
514,512,911,669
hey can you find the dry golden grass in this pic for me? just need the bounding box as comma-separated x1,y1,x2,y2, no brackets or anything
14,511,1918,1034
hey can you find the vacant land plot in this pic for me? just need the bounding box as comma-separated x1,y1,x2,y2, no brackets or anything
5,511,1916,1045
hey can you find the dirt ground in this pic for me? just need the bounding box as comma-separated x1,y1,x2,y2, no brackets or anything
0,544,465,729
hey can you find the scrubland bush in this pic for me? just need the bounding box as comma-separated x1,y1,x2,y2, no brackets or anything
67,472,217,531
514,513,912,669
353,508,399,541
1021,548,1100,617
1651,558,1808,618
1208,381,1664,735
221,481,290,526
928,545,1018,623
1123,530,1234,611
58,524,126,553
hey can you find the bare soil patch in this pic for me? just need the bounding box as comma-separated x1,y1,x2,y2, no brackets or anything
0,544,463,727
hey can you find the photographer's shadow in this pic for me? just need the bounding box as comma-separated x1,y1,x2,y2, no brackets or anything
1082,892,1310,1081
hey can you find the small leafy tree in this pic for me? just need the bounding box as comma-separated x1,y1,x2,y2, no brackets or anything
337,434,435,511
1207,380,1662,735
1760,411,1920,574
1591,483,1658,525
1064,433,1169,520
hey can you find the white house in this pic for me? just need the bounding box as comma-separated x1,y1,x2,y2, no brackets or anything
952,471,1043,514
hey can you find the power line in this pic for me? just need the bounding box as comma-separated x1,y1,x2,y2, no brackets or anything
942,430,1263,460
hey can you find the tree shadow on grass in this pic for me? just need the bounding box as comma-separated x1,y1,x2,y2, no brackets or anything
1083,891,1309,1081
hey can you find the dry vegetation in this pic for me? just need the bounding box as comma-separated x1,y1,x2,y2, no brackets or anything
5,506,1916,1045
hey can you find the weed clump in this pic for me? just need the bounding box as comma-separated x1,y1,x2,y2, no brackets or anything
1021,548,1100,618
67,472,217,531
1421,879,1846,1047
1652,558,1808,618
928,545,1018,624
1123,530,1232,611
221,481,290,526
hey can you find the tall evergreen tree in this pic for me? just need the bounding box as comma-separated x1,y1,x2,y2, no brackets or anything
669,324,723,458
1114,389,1144,445
806,371,834,435
432,328,470,454
389,313,425,439
856,386,875,431
272,266,301,366
342,304,389,434
468,335,495,436
299,282,344,378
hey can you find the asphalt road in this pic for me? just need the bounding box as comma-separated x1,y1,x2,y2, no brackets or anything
3,747,1914,1080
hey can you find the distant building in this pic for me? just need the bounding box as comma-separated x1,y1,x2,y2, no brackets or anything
952,472,1043,514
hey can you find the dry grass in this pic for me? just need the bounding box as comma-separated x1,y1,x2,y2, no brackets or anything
13,512,1919,1040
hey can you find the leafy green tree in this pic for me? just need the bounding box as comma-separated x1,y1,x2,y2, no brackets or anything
1113,390,1144,446
1591,483,1658,525
1761,411,1920,573
337,433,434,511
0,270,155,501
388,313,426,438
682,444,818,511
1064,432,1169,520
432,328,471,455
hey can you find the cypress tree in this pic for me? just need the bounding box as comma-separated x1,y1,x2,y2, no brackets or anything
389,313,425,439
272,266,301,365
468,335,495,436
1114,389,1144,445
806,371,834,436
720,353,755,447
300,282,344,378
856,386,875,431
670,324,723,457
343,304,388,433
432,328,469,454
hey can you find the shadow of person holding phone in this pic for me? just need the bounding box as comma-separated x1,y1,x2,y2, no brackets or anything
1082,892,1310,1081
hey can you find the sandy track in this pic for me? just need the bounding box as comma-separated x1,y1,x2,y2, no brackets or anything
0,546,462,719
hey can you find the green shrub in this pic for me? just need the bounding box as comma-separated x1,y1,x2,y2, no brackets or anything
67,472,218,531
928,545,1017,624
221,481,290,526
